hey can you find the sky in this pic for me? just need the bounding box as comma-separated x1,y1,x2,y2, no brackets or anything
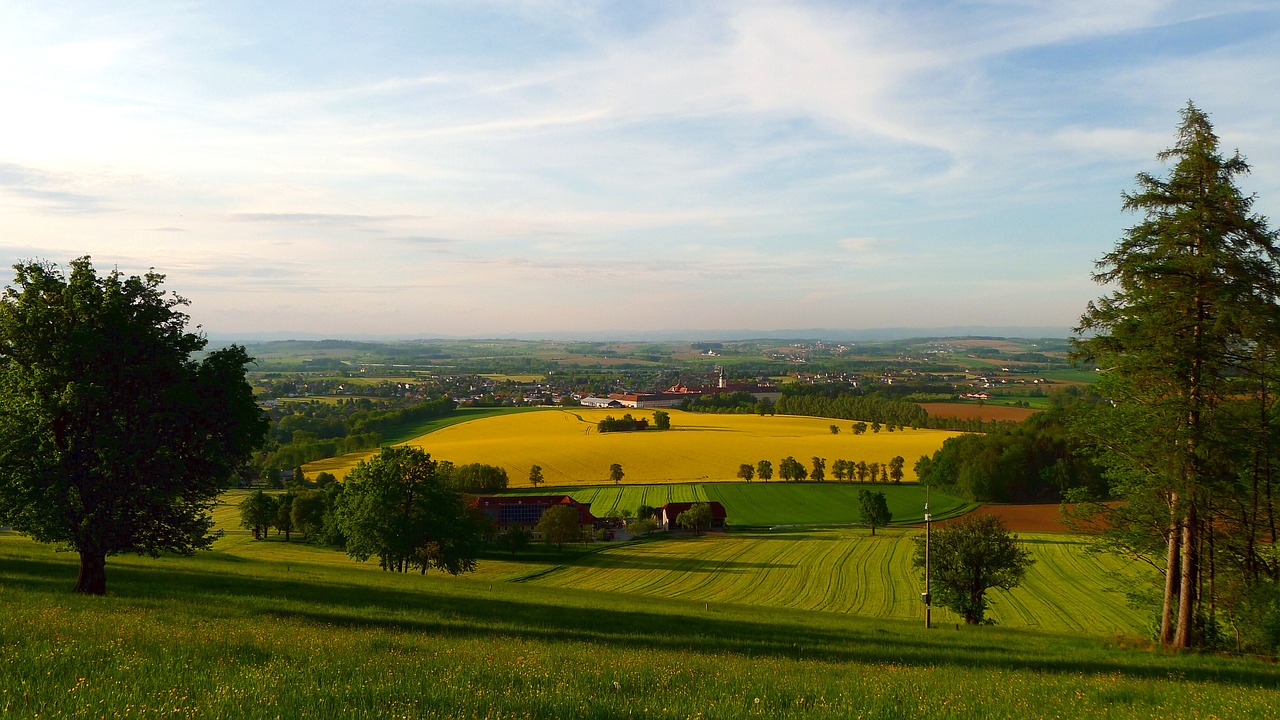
1,1,1278,339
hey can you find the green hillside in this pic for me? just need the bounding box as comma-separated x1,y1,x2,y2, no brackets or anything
4,532,1278,719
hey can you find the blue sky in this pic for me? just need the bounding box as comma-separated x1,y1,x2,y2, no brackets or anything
1,1,1278,338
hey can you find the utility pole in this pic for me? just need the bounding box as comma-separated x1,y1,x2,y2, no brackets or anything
923,482,932,629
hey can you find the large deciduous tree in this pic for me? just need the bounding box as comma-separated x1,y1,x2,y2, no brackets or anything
912,514,1033,625
1072,103,1280,649
0,257,267,595
334,446,483,574
239,490,278,539
857,489,892,536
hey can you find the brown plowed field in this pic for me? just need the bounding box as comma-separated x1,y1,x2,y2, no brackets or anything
919,402,1038,422
936,503,1075,533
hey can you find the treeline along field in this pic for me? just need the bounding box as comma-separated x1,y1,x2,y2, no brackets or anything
305,408,964,484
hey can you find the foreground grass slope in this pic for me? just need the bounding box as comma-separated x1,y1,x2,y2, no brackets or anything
306,409,962,484
3,533,1278,719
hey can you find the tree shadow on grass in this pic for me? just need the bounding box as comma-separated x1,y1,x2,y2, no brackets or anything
3,551,1279,690
568,552,797,572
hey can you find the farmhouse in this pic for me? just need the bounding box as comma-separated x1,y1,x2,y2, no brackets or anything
472,495,598,533
658,501,727,531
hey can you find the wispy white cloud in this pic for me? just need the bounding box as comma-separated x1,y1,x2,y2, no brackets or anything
0,1,1275,335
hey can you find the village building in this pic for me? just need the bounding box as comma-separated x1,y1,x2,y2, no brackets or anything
665,366,782,403
580,395,623,408
606,392,686,408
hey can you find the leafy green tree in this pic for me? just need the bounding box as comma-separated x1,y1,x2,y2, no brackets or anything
737,463,755,482
652,410,671,430
778,456,807,482
291,489,328,540
0,257,266,595
810,456,826,482
888,456,905,484
636,504,657,519
499,525,532,557
450,463,509,492
239,490,278,539
628,517,658,536
912,514,1033,624
871,421,881,433
1072,102,1280,648
676,503,713,535
852,422,868,435
855,461,869,482
829,424,840,435
273,491,296,541
528,464,544,488
535,504,583,551
857,489,892,536
831,459,848,482
335,446,483,574
756,460,773,482
609,463,625,485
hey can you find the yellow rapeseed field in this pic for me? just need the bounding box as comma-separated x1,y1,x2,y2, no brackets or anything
306,408,963,486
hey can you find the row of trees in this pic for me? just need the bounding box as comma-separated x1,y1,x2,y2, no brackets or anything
773,393,928,427
596,414,650,432
736,456,905,483
257,396,456,474
241,455,511,552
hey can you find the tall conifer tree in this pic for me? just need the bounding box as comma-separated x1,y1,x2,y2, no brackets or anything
1074,103,1280,648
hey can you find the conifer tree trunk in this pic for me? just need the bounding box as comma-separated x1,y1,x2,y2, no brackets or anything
1160,499,1181,645
1174,503,1198,648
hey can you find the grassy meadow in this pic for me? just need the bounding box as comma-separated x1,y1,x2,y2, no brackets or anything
306,408,963,484
5,529,1279,719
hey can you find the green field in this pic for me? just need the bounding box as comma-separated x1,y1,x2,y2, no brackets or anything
519,529,1148,635
501,482,973,527
4,531,1279,719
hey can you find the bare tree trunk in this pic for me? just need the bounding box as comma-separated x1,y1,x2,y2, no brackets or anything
74,548,107,595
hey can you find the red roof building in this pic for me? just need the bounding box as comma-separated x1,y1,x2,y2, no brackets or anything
472,495,597,530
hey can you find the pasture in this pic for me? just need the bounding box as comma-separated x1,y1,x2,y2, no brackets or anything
4,530,1279,719
501,482,973,527
307,408,964,484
